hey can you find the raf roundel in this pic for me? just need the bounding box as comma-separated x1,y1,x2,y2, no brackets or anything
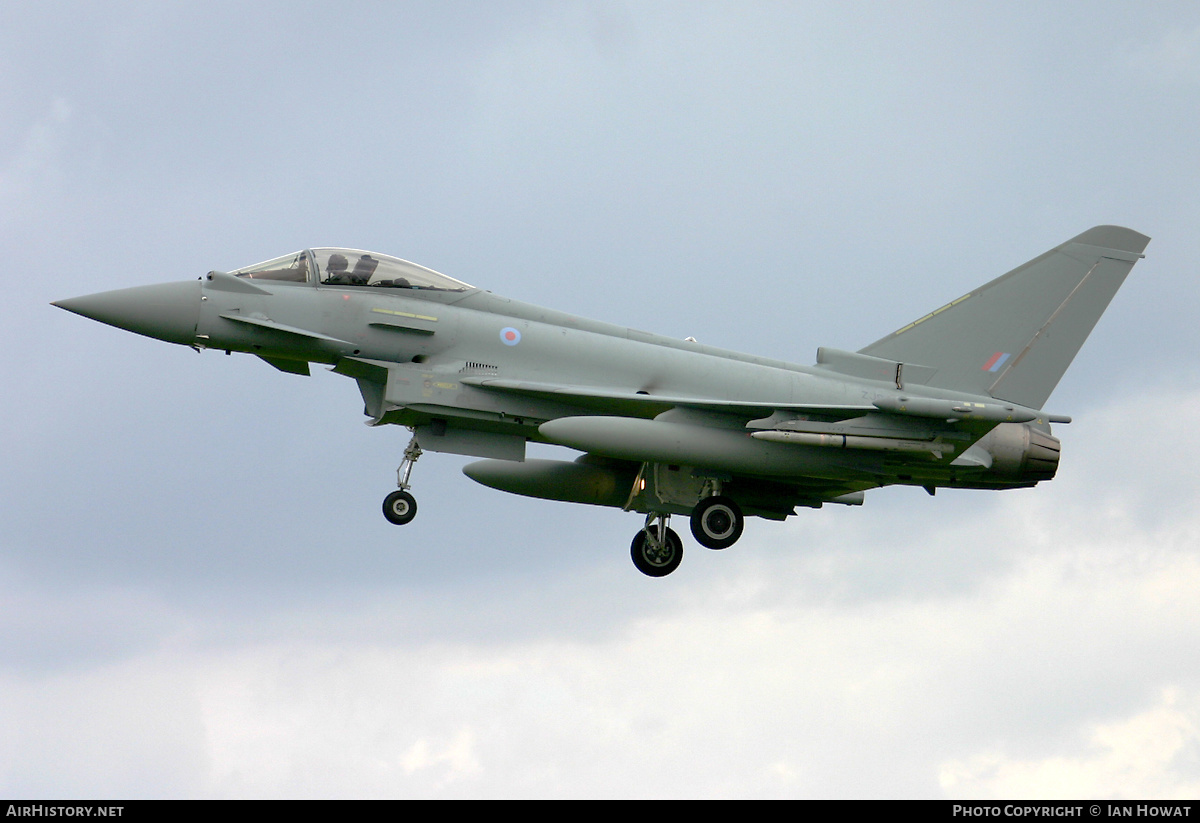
500,327,521,346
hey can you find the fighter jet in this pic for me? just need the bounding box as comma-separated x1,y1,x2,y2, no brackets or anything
53,226,1148,576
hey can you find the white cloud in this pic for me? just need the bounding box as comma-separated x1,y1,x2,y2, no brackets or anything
3,386,1198,797
940,687,1200,799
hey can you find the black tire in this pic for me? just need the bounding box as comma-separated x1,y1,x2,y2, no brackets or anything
382,489,418,525
630,526,683,577
690,495,743,550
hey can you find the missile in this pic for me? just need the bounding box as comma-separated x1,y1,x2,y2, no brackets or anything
872,395,1047,423
537,416,861,477
749,429,946,456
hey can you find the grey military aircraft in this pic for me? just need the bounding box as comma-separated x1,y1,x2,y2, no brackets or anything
54,226,1148,576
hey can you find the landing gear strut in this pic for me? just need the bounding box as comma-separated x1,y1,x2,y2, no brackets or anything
630,512,683,577
382,434,422,525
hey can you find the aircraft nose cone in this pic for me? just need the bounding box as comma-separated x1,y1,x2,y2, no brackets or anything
53,280,202,346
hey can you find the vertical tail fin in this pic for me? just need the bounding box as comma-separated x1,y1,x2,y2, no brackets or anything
858,225,1149,408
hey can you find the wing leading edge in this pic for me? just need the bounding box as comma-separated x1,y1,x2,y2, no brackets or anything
458,376,876,419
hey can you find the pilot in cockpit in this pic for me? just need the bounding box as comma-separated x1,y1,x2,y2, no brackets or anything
323,253,350,284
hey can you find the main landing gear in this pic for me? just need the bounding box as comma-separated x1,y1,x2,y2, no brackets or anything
629,494,746,578
690,495,744,550
382,435,422,525
630,512,683,577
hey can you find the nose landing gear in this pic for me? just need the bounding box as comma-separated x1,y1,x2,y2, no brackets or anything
382,435,422,525
382,488,417,525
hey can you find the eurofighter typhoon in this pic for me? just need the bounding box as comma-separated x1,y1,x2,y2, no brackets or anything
54,226,1149,576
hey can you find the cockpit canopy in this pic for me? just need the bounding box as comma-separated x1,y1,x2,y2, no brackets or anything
231,248,472,292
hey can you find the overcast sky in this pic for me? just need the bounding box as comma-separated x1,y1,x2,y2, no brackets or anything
3,1,1199,799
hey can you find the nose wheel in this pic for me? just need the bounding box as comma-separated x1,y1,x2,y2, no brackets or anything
383,434,422,525
383,489,417,525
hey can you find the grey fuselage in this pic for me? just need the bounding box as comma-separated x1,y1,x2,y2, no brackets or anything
189,263,1047,512
58,234,1132,524
53,228,1149,572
